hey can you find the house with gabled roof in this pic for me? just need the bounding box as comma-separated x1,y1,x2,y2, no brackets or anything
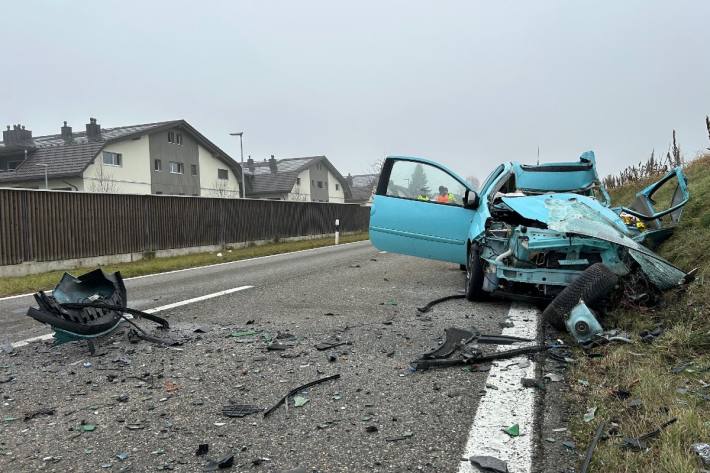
0,118,243,197
345,173,379,204
244,155,351,203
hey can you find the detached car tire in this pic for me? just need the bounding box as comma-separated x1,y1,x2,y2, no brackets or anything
542,263,618,330
465,243,486,301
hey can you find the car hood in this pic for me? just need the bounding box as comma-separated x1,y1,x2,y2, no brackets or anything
500,193,687,289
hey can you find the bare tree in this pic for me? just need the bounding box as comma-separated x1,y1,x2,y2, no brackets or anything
706,115,710,144
369,158,384,176
213,180,238,198
89,163,118,193
466,175,480,190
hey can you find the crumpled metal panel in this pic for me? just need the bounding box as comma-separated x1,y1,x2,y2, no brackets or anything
501,194,685,289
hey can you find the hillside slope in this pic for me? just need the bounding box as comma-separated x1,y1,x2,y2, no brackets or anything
568,154,710,473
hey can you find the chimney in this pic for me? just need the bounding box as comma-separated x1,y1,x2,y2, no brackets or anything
61,121,73,142
85,117,101,141
2,124,33,146
346,173,354,187
246,155,255,173
268,155,278,173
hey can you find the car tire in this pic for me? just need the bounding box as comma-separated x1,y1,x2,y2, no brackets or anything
542,263,618,330
459,264,467,271
465,243,486,301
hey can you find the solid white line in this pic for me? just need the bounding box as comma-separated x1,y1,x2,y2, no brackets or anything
457,303,539,473
0,240,369,302
10,285,254,349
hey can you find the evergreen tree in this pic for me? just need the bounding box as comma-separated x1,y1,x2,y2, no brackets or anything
408,164,429,195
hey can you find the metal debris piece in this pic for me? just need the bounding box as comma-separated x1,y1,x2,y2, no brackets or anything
365,425,378,433
263,374,341,418
469,455,508,473
416,294,466,313
580,422,606,473
544,373,563,382
621,417,677,451
222,405,263,418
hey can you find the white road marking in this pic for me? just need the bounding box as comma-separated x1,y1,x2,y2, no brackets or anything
10,285,254,349
0,240,368,302
458,303,539,473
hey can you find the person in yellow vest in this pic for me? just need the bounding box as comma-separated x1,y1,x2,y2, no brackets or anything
416,188,430,201
435,186,455,203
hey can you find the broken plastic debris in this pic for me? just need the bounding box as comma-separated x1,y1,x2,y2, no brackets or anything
81,423,96,432
469,455,508,473
263,374,340,417
691,443,710,467
583,407,597,423
544,372,563,382
293,395,309,407
204,454,234,471
503,423,520,437
230,330,259,338
622,417,677,451
385,431,414,442
580,422,606,473
116,452,129,461
416,294,466,313
196,444,209,456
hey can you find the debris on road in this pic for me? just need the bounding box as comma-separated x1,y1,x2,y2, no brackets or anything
204,454,234,471
412,345,546,371
583,407,597,423
503,423,520,437
580,422,606,473
222,404,263,418
23,407,55,421
421,327,477,359
263,374,341,418
196,444,209,456
293,395,309,407
416,294,466,313
621,417,677,451
314,340,350,351
469,455,508,473
385,431,414,442
24,269,170,353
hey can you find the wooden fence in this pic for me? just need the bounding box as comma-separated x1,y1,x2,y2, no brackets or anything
0,189,370,266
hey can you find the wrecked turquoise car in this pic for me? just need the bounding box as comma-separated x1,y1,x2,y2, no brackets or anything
369,152,691,330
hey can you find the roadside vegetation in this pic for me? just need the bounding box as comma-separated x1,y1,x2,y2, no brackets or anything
0,232,369,297
568,154,710,472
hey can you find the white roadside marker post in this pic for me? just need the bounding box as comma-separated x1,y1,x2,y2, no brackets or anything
335,219,340,245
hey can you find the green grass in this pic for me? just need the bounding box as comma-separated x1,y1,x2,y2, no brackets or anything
568,155,710,472
0,232,370,297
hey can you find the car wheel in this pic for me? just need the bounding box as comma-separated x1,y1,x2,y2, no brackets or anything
542,263,618,330
465,243,486,301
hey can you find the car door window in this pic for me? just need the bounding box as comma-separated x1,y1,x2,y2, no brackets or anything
385,160,466,206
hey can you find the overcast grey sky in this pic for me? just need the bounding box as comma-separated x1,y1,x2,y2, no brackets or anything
2,1,709,181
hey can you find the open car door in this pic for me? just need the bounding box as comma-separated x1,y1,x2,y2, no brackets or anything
618,166,690,248
369,156,478,265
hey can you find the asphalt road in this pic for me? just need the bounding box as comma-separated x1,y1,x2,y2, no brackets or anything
0,241,519,472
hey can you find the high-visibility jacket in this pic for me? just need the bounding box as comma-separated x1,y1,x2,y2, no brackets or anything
435,193,455,203
417,194,429,201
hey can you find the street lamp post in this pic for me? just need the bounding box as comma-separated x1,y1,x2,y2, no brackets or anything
229,132,246,198
36,163,48,189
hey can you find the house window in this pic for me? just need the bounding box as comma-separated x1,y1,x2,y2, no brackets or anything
169,161,184,174
311,179,315,186
191,164,198,175
217,168,228,180
296,177,301,185
317,181,323,188
168,131,175,143
176,134,183,145
335,184,340,191
102,151,122,167
154,159,162,172
8,161,21,171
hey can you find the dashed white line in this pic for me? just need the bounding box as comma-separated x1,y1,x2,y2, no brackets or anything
458,303,540,473
0,240,369,302
10,285,254,349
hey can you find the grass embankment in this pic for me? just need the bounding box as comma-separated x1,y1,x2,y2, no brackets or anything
0,232,370,298
568,155,710,472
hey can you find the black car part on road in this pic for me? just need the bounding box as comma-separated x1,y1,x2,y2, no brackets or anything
542,263,618,330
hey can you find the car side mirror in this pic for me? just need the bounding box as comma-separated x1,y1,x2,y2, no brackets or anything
464,190,480,209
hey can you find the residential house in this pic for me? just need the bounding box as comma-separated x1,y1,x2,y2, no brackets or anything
0,119,242,197
244,155,351,202
345,173,379,204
